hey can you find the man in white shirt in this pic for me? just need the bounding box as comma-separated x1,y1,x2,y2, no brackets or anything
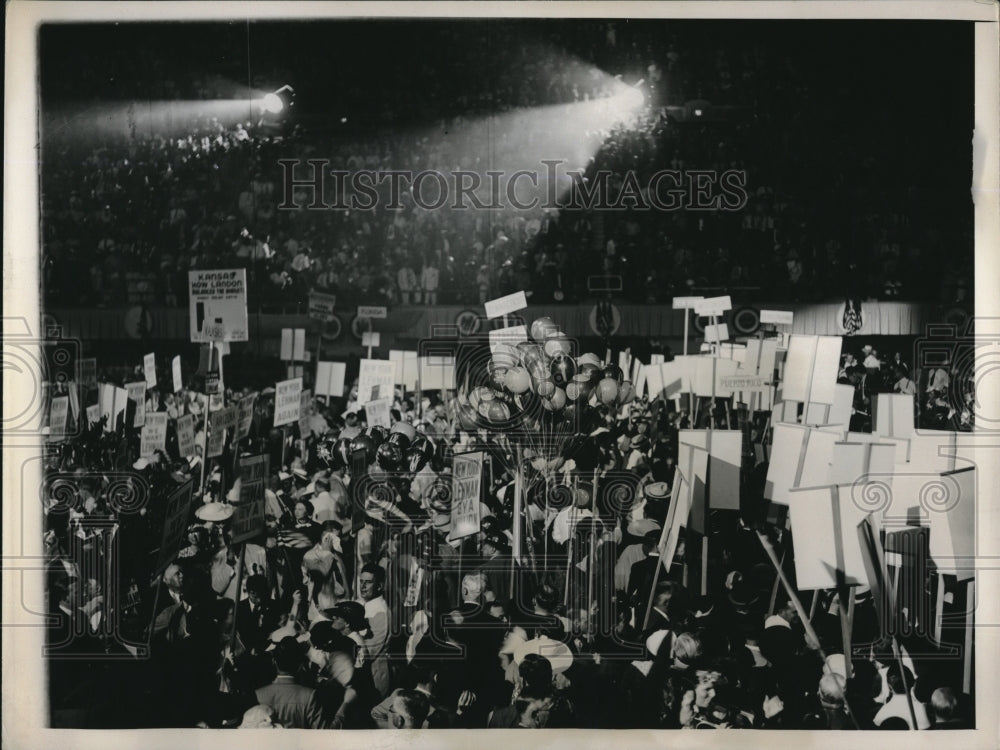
310,476,337,523
358,563,392,698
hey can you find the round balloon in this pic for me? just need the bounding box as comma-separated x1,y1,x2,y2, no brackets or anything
390,421,416,441
602,363,624,384
542,387,567,411
550,354,576,388
536,379,556,399
406,447,428,474
619,380,635,404
543,335,571,358
376,441,403,470
530,317,557,342
457,403,479,431
487,400,510,423
597,377,619,405
505,366,531,394
334,437,353,468
350,434,377,464
386,431,411,452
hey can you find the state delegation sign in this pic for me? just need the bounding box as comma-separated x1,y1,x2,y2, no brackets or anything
450,451,484,540
189,269,249,342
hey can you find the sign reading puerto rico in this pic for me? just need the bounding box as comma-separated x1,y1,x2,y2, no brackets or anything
188,269,249,342
449,451,484,540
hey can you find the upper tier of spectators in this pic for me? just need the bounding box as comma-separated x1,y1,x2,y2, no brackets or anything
40,21,973,311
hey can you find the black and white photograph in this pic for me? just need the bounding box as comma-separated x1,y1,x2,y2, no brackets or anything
3,2,999,748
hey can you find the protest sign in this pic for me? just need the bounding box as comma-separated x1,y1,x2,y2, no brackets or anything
99,384,129,433
704,322,729,342
484,291,527,319
188,269,249,342
450,451,484,540
144,353,157,387
315,361,347,398
176,413,196,458
765,423,843,505
140,413,168,456
234,393,258,441
48,396,69,441
357,306,387,319
172,355,183,393
155,480,195,576
679,429,742,515
361,331,381,349
694,295,732,317
872,393,915,439
787,484,869,589
207,409,227,458
358,359,397,405
298,389,313,437
782,335,842,406
365,398,392,429
657,465,691,573
281,328,307,362
125,381,147,427
403,564,424,608
308,291,337,321
239,454,270,485
232,480,266,543
86,404,100,426
389,350,419,391
671,296,704,310
273,377,303,427
760,309,795,326
489,325,528,354
77,357,97,389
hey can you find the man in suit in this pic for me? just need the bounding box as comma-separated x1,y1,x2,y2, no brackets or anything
236,574,279,654
255,636,327,729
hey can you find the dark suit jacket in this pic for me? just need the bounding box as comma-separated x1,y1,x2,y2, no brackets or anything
236,599,279,653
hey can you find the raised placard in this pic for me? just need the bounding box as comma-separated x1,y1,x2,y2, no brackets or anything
357,306,388,319
484,291,528,319
189,269,249,342
273,377,304,427
760,309,795,326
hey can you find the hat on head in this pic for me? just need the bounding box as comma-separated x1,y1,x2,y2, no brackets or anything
292,467,309,482
627,518,661,537
323,601,367,632
513,636,574,674
195,502,234,523
645,481,670,501
483,531,510,551
645,629,671,658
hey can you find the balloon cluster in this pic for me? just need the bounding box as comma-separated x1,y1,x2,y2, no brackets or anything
316,420,437,476
456,316,637,442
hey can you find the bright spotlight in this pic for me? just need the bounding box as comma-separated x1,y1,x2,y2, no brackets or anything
261,93,283,114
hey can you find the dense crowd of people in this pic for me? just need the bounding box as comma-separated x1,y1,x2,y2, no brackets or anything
40,21,972,311
43,342,973,730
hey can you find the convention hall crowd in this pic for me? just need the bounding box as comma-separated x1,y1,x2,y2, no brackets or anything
39,19,974,732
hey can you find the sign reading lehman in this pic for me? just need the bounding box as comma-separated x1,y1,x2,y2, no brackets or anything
189,269,249,343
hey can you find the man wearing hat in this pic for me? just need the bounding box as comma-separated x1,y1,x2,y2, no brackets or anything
478,529,513,608
324,600,368,668
340,407,363,441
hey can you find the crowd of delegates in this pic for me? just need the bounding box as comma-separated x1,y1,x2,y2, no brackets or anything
44,355,973,730
41,22,971,311
836,344,976,432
